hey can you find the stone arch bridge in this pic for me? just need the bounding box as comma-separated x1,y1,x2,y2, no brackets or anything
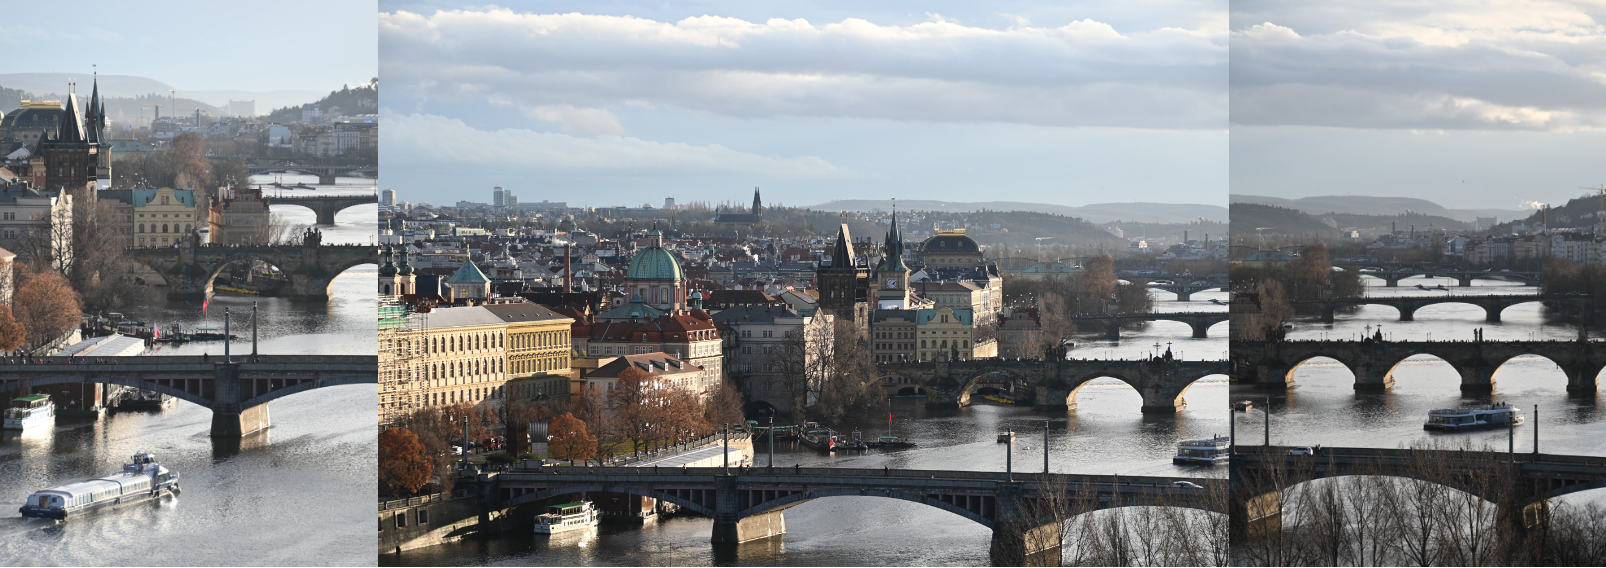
1147,277,1230,301
1232,339,1606,394
1291,294,1589,323
489,466,1223,566
0,355,376,437
1230,446,1606,541
126,237,373,299
1067,312,1229,340
267,193,379,225
878,358,1230,413
249,164,377,185
1339,264,1541,287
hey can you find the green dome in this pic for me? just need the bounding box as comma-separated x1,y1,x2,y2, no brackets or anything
627,247,684,281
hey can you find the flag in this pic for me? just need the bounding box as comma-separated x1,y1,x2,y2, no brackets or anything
153,327,160,339
888,398,893,427
202,294,211,315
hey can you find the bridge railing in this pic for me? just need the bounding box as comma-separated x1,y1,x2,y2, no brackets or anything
1236,445,1606,467
378,489,472,511
499,465,1221,489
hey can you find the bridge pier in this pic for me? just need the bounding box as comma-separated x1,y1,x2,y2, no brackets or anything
1484,305,1502,323
1321,306,1335,324
1398,305,1416,321
317,174,338,185
1105,324,1122,341
1384,277,1400,287
1174,290,1193,302
1228,489,1282,543
1458,364,1497,394
711,476,785,544
313,207,338,226
989,483,1063,567
208,363,272,437
288,273,336,299
1190,322,1210,339
1459,276,1474,287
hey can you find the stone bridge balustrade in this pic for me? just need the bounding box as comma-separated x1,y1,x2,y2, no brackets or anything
1233,340,1606,394
0,354,377,437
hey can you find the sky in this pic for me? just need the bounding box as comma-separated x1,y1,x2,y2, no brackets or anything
0,0,378,93
1230,0,1606,211
378,1,1228,209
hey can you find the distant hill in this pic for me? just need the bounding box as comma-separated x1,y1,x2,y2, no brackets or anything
808,199,1226,224
1230,203,1343,240
1231,194,1524,223
0,73,324,117
265,79,377,122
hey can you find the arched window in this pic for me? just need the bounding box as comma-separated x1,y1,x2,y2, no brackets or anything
941,340,948,348
161,224,168,233
185,224,192,233
920,340,926,348
963,340,969,348
138,224,145,233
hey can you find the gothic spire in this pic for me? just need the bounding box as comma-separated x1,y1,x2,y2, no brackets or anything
879,203,907,272
829,223,856,270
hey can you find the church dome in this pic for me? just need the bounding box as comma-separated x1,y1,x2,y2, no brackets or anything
627,246,684,281
922,233,980,253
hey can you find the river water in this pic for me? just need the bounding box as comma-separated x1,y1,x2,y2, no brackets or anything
0,174,378,566
381,289,1230,567
1230,276,1606,509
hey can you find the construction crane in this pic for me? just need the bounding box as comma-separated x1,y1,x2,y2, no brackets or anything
1583,184,1606,234
1034,237,1055,261
1255,227,1275,250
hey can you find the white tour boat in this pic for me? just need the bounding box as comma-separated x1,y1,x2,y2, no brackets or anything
4,395,54,430
19,452,181,520
1424,402,1524,432
533,500,599,535
1173,435,1232,465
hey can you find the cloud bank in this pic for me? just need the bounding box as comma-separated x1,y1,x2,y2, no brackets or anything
379,9,1227,130
1230,0,1606,130
384,111,855,177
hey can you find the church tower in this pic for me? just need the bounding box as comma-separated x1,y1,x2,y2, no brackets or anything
751,187,763,223
817,223,871,327
875,207,911,309
86,73,112,190
39,81,97,196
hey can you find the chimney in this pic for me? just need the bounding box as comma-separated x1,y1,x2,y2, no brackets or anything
564,243,573,292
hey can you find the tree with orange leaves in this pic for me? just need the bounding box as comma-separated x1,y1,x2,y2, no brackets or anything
548,413,596,465
378,428,432,498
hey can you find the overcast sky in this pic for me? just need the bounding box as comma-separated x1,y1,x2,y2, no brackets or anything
1230,0,1606,211
0,0,377,92
379,1,1228,209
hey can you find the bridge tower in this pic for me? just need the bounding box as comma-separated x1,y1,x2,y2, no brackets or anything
816,223,871,329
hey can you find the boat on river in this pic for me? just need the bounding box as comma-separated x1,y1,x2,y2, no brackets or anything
533,500,598,535
19,452,181,519
4,395,54,430
1173,435,1231,465
1424,402,1524,431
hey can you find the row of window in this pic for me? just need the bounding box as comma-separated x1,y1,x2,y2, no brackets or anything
426,332,505,354
512,330,565,350
138,223,191,233
426,358,504,381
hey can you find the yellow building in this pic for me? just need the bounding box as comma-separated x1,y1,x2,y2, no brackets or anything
133,187,198,247
916,306,978,361
485,301,575,407
414,305,509,408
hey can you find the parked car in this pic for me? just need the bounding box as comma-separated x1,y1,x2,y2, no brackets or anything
451,445,464,456
1172,481,1204,489
1288,446,1315,456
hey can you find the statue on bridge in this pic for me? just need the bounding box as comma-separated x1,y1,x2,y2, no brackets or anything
302,227,323,247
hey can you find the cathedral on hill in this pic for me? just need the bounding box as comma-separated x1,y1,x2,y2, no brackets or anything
712,187,763,225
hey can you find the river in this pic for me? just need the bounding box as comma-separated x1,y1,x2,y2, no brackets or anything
1230,276,1606,510
0,174,377,566
380,288,1229,566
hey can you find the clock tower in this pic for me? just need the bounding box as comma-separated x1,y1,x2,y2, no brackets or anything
875,207,911,309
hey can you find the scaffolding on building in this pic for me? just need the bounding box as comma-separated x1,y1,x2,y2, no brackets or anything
378,301,427,429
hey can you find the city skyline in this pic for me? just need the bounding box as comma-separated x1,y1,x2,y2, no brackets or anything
378,0,1229,208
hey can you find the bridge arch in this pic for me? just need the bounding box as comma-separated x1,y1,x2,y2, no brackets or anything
1059,372,1145,410
949,366,1041,407
1283,354,1361,387
238,376,383,409
2,375,214,409
738,488,994,528
500,484,717,518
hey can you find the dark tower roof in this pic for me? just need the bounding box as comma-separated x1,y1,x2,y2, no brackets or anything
879,208,908,272
823,223,859,272
752,187,762,212
57,86,85,144
87,74,107,145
